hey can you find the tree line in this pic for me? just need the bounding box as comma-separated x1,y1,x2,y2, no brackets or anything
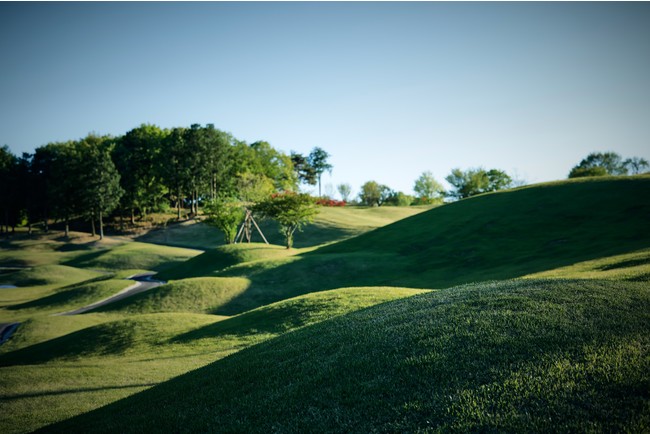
0,123,331,238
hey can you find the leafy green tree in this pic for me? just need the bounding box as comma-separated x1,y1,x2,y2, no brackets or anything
291,152,317,187
337,183,352,202
160,127,190,219
413,171,445,204
446,168,512,200
235,172,275,203
39,141,84,237
624,157,649,175
252,192,318,249
384,191,414,207
77,135,123,240
203,196,245,244
359,181,392,206
250,141,297,192
568,152,628,178
308,147,332,197
486,169,513,192
113,124,168,224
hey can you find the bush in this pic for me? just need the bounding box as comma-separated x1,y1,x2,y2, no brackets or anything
315,198,346,207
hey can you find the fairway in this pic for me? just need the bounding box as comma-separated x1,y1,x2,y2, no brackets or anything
0,177,649,433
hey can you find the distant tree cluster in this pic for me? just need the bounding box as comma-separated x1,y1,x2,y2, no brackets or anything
568,152,649,178
0,124,331,240
355,167,516,207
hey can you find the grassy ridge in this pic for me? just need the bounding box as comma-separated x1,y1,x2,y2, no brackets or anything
63,242,201,271
0,287,423,433
41,279,649,433
114,177,650,317
94,277,252,314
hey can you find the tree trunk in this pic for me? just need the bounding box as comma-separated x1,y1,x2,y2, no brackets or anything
91,214,96,237
64,215,69,238
99,210,104,240
177,187,182,220
119,209,124,231
130,208,135,225
28,222,32,235
318,174,322,197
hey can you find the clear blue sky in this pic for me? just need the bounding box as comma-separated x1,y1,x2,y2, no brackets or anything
1,2,649,198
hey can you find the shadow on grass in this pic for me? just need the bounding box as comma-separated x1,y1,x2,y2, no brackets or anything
6,275,114,311
0,323,137,366
3,383,158,400
38,279,650,433
172,302,317,343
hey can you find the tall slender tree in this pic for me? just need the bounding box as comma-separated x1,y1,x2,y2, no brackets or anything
308,147,332,197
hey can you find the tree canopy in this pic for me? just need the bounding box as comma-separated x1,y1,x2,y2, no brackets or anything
445,168,513,200
252,192,318,249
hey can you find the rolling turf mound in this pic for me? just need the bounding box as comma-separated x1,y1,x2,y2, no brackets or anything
0,313,222,366
94,277,251,314
40,278,649,433
156,243,299,281
62,242,201,271
0,265,102,289
319,176,650,288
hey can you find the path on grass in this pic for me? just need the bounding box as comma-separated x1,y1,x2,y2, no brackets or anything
56,273,166,316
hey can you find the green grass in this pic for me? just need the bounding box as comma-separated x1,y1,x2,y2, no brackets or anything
0,288,422,433
40,279,649,433
156,243,302,281
136,205,430,250
94,277,252,314
62,242,201,272
524,248,650,281
5,279,132,315
2,176,649,433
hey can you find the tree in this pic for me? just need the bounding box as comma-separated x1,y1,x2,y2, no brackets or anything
250,141,297,192
337,183,352,202
624,157,649,175
77,135,123,240
413,171,445,204
160,127,189,219
568,152,627,178
203,196,245,244
252,192,318,249
308,147,332,197
446,167,512,200
291,152,317,187
113,124,168,224
384,191,414,207
359,181,392,206
0,145,18,234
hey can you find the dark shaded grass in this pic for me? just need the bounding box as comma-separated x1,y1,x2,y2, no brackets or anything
39,279,649,433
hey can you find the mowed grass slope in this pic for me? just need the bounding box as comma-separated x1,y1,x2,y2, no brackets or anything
119,176,650,317
321,176,650,288
137,205,430,251
0,288,423,433
41,279,650,433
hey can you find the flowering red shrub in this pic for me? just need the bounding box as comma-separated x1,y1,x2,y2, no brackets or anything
315,198,346,207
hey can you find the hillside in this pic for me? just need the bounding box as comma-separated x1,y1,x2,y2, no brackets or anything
40,278,650,433
149,176,650,315
2,176,649,433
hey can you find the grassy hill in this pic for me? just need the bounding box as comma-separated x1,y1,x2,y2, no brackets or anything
39,278,649,433
148,176,650,316
1,176,649,433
